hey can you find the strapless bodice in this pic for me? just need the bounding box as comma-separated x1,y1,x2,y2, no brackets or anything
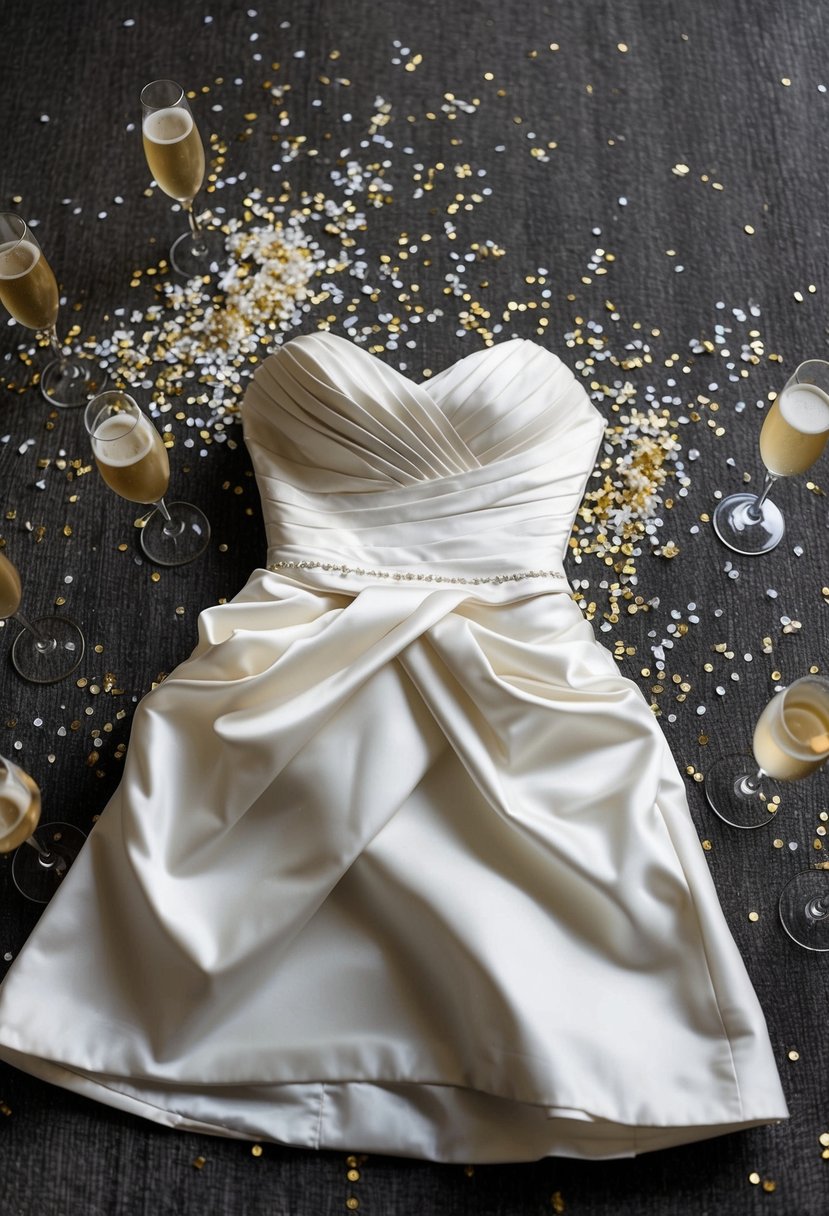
242,334,604,594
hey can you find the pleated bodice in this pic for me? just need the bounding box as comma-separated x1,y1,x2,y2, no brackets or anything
242,333,605,591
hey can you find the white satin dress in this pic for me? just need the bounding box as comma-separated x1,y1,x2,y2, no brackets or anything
0,334,787,1162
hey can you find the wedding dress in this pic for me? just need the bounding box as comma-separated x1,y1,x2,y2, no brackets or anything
0,334,787,1162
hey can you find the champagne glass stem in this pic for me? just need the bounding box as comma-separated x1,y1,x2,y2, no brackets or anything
806,896,829,922
182,201,207,256
45,325,65,363
23,833,67,876
737,767,765,797
153,498,185,539
13,611,56,655
746,472,778,522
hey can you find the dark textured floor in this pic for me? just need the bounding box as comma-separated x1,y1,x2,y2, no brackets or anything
1,2,827,1213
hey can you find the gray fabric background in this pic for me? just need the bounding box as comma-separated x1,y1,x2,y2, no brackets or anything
1,2,827,1212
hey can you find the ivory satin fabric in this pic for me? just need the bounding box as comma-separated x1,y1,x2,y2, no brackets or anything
0,334,787,1162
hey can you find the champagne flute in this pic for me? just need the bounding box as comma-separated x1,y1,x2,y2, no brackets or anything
705,674,829,829
0,213,106,408
713,360,829,554
141,79,225,277
778,865,829,952
84,390,210,566
0,550,84,683
0,755,84,903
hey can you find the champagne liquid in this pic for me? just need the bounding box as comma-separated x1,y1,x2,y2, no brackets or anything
143,107,205,202
759,385,829,476
0,552,22,619
92,412,170,503
0,239,59,331
753,685,829,781
0,762,41,853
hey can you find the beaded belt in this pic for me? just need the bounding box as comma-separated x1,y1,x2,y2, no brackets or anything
268,559,566,586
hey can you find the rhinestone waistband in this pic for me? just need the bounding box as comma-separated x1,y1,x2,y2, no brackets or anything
267,559,567,586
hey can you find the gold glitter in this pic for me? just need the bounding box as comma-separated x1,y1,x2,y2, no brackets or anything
762,1181,777,1194
192,1156,206,1170
702,840,713,851
150,572,161,583
347,1169,360,1182
346,1200,359,1211
551,1193,566,1213
773,839,784,849
748,911,759,922
820,1133,829,1146
251,1144,263,1157
788,1050,799,1061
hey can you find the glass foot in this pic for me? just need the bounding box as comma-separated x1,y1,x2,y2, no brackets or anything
778,868,829,951
169,226,226,278
140,501,211,566
12,822,85,903
712,491,784,555
704,753,782,829
11,616,85,683
40,353,107,409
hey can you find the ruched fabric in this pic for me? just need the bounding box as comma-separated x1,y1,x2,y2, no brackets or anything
0,334,787,1162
